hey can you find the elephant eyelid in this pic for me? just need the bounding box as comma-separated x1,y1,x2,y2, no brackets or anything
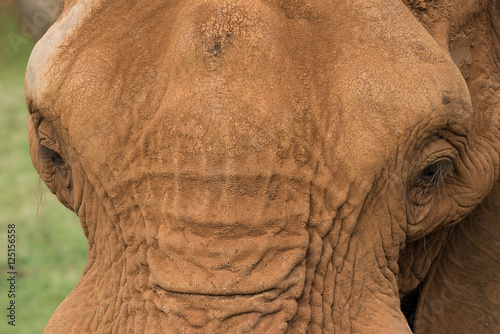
415,158,455,189
39,135,61,153
36,118,63,154
39,144,66,168
36,121,67,168
27,100,38,115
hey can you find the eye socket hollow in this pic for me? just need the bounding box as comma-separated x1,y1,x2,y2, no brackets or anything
416,158,454,188
39,144,66,167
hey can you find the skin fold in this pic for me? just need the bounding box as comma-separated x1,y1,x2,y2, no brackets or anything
25,0,499,333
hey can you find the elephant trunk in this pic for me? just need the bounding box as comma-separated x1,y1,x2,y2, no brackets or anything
47,173,312,332
42,174,413,333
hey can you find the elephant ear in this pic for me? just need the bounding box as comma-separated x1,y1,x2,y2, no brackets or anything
489,0,500,64
404,2,500,333
414,181,500,333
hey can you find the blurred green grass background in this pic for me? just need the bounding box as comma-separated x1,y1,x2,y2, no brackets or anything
0,4,88,334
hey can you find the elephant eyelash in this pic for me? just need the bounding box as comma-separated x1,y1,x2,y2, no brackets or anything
39,144,66,168
37,129,67,169
415,158,454,190
35,118,67,168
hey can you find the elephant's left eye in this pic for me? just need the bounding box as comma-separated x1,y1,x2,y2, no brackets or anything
415,158,454,189
408,137,460,205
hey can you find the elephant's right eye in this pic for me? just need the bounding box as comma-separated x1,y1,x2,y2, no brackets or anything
39,143,66,168
29,109,74,209
35,117,67,168
36,117,69,173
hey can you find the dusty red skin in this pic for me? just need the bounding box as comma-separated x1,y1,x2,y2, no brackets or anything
26,0,500,333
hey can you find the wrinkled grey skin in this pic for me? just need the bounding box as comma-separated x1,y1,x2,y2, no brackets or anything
25,0,500,333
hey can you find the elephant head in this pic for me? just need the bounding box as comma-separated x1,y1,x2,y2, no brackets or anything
26,0,500,332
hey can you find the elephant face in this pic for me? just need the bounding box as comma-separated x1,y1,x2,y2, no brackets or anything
26,0,500,333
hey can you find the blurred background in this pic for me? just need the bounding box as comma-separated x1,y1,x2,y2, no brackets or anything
0,1,88,333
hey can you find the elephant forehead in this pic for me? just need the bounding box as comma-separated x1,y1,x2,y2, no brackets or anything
36,0,317,177
27,0,471,186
